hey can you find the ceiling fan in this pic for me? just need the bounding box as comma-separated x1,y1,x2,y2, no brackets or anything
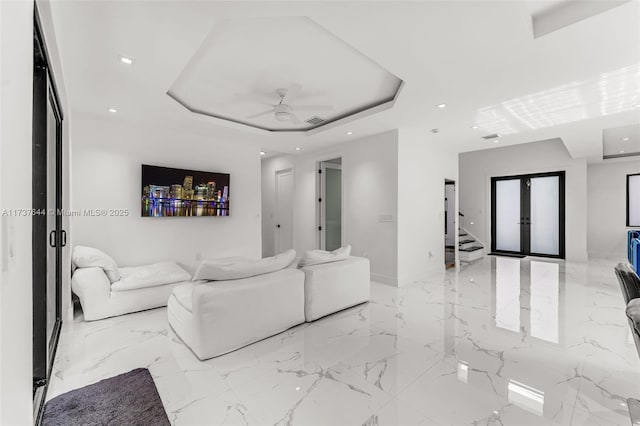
246,84,333,123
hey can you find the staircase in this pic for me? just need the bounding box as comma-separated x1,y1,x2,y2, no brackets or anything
458,228,485,263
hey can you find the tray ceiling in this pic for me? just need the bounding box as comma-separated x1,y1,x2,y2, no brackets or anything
167,16,403,133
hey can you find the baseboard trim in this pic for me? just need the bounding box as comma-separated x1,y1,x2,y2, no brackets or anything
371,272,399,287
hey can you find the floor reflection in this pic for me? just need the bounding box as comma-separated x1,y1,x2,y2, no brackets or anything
492,256,562,344
495,257,521,333
530,260,560,343
508,379,545,416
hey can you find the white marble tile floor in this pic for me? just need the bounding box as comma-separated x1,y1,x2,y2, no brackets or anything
49,257,640,425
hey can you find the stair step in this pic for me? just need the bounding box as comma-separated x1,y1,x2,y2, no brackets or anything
460,245,483,252
459,233,468,237
459,239,475,245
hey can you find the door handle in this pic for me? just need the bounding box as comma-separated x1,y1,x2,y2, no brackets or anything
61,230,67,247
49,230,56,247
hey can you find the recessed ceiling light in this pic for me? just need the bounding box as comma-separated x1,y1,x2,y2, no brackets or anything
436,103,447,108
471,125,479,129
108,108,117,113
493,140,500,143
260,151,266,156
620,150,626,153
119,55,134,65
634,104,640,108
295,147,300,151
622,137,630,141
431,128,440,133
346,131,353,135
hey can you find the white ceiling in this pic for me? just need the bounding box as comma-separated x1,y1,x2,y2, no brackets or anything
167,16,402,132
603,123,640,158
525,0,572,16
50,0,640,161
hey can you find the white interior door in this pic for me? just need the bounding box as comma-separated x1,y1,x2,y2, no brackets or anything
275,169,294,254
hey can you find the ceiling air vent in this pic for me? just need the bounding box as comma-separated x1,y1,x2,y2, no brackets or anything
482,133,501,140
305,116,325,125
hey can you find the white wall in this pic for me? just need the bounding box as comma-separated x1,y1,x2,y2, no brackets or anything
71,114,262,271
0,1,34,423
459,138,588,262
397,128,459,285
262,130,399,284
587,159,640,259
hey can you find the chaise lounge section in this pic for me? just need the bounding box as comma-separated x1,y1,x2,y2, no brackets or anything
72,246,193,321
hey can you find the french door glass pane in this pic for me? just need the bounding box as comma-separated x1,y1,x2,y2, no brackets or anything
495,179,521,252
324,167,342,251
530,176,560,255
46,93,58,365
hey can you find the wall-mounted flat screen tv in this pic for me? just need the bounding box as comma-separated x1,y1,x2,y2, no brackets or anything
141,164,230,217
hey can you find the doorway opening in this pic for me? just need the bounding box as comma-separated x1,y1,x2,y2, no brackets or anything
491,171,565,259
317,158,342,251
274,168,294,254
445,180,456,269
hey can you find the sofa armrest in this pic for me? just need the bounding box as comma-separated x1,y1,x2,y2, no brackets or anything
71,267,111,307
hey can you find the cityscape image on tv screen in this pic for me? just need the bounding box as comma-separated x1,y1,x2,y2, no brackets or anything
141,164,230,217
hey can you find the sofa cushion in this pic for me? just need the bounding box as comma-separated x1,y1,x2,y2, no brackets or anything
72,246,120,283
193,250,296,281
298,245,351,267
172,282,194,312
111,262,191,292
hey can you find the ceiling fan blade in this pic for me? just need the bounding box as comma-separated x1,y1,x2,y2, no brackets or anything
290,105,334,111
246,109,273,119
289,112,301,124
284,84,302,104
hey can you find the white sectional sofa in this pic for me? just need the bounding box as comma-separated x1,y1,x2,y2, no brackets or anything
300,256,371,322
167,268,305,360
72,267,193,321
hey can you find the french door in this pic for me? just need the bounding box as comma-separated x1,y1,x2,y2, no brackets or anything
33,11,64,418
491,171,565,258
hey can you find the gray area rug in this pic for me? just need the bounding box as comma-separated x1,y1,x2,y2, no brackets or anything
42,368,170,426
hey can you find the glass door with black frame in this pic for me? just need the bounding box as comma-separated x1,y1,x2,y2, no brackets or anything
491,172,565,259
33,16,63,409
